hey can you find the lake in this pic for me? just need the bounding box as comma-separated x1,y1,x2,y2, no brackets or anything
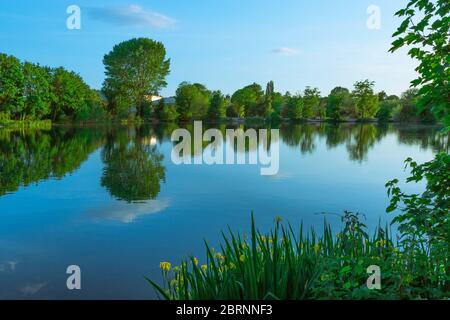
0,122,446,299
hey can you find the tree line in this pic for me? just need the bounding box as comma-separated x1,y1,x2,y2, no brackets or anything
0,53,104,122
0,37,440,124
151,79,436,123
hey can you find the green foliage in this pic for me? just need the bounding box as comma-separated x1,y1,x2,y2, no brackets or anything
155,98,179,121
148,214,318,300
102,38,170,117
231,83,264,118
175,82,211,120
327,87,351,121
377,99,401,122
101,132,166,202
378,91,388,102
22,62,52,120
303,87,321,119
395,89,420,122
271,92,285,116
50,67,100,121
263,81,275,119
0,53,24,117
208,91,227,120
283,95,303,120
0,127,104,196
148,207,449,299
386,153,450,292
390,0,450,128
0,52,103,122
352,80,379,119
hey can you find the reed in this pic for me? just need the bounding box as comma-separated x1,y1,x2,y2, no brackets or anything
147,211,448,300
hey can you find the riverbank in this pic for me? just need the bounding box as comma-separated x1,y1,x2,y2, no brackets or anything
148,211,449,300
0,119,52,130
0,117,441,131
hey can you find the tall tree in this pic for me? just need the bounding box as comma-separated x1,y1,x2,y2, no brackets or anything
352,80,379,119
208,90,227,120
396,88,420,122
390,0,449,127
283,95,303,120
378,91,388,102
49,67,93,121
102,38,170,117
263,81,275,118
377,98,401,122
175,82,211,120
22,62,52,120
327,87,351,121
303,87,321,119
0,53,24,118
231,83,263,118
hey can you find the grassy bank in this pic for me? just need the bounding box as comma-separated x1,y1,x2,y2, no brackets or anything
0,119,52,130
147,212,448,300
147,153,449,300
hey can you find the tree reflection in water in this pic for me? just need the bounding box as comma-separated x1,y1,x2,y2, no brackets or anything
100,127,166,203
0,123,446,199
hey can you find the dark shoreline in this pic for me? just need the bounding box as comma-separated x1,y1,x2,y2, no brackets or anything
1,118,442,129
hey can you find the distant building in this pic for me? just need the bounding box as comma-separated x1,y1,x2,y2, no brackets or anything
144,95,163,102
151,96,176,105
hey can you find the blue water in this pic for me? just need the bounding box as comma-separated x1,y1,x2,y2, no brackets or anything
0,123,445,299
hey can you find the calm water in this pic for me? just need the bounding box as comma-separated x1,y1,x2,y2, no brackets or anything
0,123,446,299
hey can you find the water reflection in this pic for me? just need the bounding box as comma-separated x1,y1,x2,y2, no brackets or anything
0,123,447,199
100,127,166,203
87,199,169,223
0,127,105,196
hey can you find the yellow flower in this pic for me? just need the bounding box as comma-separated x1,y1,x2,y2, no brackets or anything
201,265,207,273
160,261,171,271
193,257,199,266
239,254,246,263
259,235,266,243
320,274,328,281
229,262,236,270
214,252,224,261
314,244,321,253
376,240,387,247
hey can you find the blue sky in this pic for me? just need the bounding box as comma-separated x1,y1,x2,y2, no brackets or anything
0,0,416,96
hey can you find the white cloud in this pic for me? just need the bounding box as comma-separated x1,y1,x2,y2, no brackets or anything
87,199,169,223
272,47,300,56
87,4,176,29
0,260,18,272
20,282,47,296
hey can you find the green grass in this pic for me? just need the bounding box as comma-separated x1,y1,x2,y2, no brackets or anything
0,119,52,130
147,212,449,300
